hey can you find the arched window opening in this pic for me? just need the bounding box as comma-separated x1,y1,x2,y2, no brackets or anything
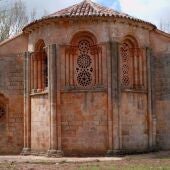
75,37,94,88
64,31,103,89
43,54,48,88
31,40,48,92
120,36,146,90
0,106,5,119
0,94,8,122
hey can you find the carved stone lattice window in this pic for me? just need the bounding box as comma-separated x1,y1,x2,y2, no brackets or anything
0,107,5,119
120,36,146,90
76,40,93,87
64,32,103,90
120,43,130,87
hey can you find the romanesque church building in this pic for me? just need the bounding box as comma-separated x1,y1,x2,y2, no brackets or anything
0,0,170,156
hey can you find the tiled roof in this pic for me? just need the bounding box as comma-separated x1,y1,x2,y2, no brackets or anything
48,0,126,17
23,0,156,31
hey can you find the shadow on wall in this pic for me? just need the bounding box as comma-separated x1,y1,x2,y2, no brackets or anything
154,54,170,100
0,93,8,154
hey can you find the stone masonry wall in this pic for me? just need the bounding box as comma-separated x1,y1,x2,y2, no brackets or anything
31,94,50,152
0,54,24,154
153,54,170,149
0,34,27,154
61,92,108,156
120,92,148,151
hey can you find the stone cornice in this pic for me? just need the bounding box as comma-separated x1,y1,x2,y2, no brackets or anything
23,17,156,34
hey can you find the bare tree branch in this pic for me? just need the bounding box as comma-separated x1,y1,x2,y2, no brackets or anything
0,0,44,42
159,18,170,33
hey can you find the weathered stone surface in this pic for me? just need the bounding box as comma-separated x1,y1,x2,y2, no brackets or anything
120,93,148,151
61,92,108,155
0,57,25,153
153,54,170,149
31,95,50,152
0,33,27,154
0,0,170,156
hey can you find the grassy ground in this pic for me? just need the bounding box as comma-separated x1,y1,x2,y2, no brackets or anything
0,152,170,170
0,159,170,170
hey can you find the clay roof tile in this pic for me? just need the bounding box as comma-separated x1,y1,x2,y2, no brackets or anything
23,0,156,31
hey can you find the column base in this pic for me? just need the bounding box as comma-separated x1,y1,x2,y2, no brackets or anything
21,148,31,156
47,149,64,157
106,150,122,157
107,148,159,156
148,146,159,152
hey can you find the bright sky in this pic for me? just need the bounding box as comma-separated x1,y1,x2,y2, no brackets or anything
2,0,170,30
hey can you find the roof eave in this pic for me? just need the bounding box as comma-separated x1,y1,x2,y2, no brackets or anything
0,32,24,47
23,15,156,33
154,29,170,38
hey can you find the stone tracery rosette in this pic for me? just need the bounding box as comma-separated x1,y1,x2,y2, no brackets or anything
76,40,93,87
64,32,103,90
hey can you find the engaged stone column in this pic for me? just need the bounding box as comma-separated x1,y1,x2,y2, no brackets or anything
146,47,156,150
21,52,31,155
107,41,121,156
31,54,34,91
33,56,38,90
47,44,63,157
37,55,42,91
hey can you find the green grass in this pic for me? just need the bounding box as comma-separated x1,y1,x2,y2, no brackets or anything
0,163,17,170
125,166,170,170
78,165,170,170
0,158,170,170
79,166,104,170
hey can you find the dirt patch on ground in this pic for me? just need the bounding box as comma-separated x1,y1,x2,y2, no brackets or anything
0,151,170,170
